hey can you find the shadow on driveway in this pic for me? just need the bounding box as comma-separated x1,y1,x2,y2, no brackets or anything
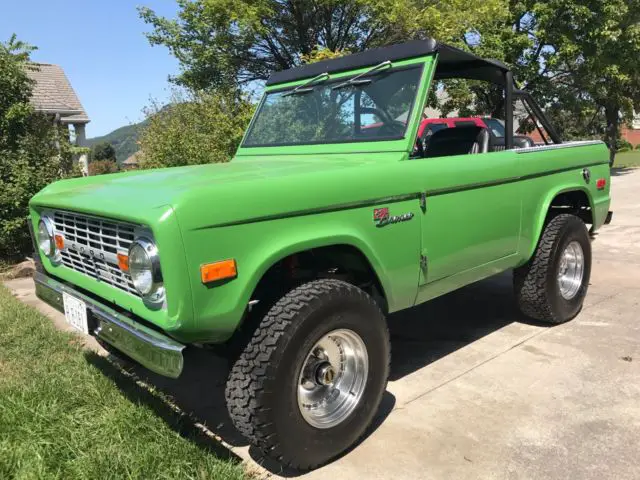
87,270,544,476
387,270,544,380
610,166,636,177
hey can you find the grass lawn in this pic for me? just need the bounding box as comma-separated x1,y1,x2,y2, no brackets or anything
614,150,640,168
0,285,246,480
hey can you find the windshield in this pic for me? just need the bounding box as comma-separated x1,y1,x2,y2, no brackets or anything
243,66,423,147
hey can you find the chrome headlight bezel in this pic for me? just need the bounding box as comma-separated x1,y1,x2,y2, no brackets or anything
128,237,164,302
37,216,56,258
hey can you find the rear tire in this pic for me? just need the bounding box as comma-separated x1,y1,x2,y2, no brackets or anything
225,279,390,470
514,213,591,323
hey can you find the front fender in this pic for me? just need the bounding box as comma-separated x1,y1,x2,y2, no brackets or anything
176,199,422,343
246,232,392,304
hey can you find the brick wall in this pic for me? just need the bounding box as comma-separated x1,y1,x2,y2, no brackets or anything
622,127,640,147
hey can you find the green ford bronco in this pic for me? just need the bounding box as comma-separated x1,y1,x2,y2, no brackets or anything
30,39,612,469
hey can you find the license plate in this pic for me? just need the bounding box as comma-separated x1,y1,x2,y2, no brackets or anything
62,292,89,335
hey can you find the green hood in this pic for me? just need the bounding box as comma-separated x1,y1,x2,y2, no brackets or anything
30,154,408,228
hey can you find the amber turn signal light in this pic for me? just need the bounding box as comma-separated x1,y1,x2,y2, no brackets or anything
117,253,129,272
201,259,237,284
54,234,65,250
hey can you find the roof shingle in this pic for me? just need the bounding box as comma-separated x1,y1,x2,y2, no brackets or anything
26,63,89,124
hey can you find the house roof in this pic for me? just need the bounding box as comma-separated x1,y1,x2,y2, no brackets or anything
266,39,510,87
26,63,90,124
122,151,142,165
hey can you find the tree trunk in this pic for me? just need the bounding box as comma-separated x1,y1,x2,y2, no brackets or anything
604,105,619,167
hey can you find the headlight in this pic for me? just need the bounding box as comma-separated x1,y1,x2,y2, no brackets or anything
37,217,55,257
128,238,164,301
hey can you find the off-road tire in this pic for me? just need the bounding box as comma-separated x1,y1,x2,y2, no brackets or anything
225,279,390,470
514,213,591,323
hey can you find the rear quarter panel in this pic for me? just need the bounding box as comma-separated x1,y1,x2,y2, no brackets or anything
516,141,611,265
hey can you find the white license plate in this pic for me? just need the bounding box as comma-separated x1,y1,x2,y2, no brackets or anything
62,292,89,335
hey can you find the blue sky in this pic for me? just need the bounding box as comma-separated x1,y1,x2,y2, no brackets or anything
0,1,181,138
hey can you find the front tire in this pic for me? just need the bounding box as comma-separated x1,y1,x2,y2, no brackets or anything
514,213,592,323
225,279,390,470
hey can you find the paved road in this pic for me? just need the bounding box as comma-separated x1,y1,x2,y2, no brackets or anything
6,168,640,480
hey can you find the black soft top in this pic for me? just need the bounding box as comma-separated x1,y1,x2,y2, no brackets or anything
266,39,510,87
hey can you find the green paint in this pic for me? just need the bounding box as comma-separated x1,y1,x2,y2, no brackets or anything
29,52,611,344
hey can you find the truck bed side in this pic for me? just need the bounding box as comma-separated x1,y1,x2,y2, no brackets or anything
516,141,611,266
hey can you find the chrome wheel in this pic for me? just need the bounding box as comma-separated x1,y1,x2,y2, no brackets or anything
297,329,368,429
557,241,584,300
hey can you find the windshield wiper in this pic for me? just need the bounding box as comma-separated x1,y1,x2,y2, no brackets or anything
331,61,392,90
283,72,330,97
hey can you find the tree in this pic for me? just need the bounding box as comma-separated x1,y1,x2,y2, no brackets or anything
0,36,78,259
139,0,506,91
91,141,116,162
537,0,640,164
138,90,254,169
2,33,36,62
437,1,640,164
428,1,561,122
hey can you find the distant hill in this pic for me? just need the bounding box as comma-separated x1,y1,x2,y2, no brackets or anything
87,120,148,165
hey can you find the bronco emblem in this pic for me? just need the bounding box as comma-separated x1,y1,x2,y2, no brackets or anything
373,208,414,228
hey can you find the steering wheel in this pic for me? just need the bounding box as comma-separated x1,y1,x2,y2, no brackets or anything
360,107,405,137
379,120,406,136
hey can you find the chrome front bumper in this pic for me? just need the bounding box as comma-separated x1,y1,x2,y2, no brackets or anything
34,271,185,378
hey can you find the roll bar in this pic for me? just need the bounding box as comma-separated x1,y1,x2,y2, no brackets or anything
512,88,563,145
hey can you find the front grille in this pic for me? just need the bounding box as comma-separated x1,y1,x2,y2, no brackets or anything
60,247,138,295
51,210,141,297
54,210,135,253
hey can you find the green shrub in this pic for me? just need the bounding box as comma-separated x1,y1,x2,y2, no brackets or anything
616,138,633,152
88,159,118,175
90,141,117,162
0,116,78,260
0,39,78,261
635,144,640,150
138,90,254,169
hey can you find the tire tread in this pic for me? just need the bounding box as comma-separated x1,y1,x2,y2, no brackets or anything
225,279,389,470
514,213,587,323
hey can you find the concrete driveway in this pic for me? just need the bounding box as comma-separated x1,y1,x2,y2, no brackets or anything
5,168,640,480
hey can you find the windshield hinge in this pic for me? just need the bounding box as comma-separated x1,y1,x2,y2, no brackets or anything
419,192,427,212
